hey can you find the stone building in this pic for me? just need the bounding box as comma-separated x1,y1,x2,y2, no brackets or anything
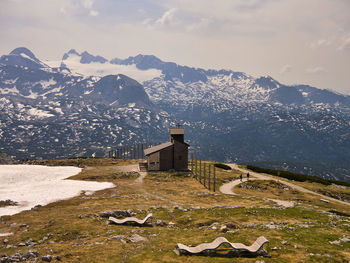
144,127,189,171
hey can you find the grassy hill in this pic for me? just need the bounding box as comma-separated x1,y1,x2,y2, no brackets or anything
0,158,349,262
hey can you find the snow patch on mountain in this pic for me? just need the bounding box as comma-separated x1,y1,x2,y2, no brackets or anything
59,51,162,82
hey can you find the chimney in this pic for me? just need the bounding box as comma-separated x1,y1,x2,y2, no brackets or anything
169,125,184,143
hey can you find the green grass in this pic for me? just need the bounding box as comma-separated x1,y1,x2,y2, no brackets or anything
0,158,349,262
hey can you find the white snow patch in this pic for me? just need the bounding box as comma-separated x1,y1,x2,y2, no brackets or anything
28,108,55,118
59,55,161,82
0,165,114,216
39,78,57,89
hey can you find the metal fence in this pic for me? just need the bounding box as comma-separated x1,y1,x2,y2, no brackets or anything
189,152,216,192
108,143,155,160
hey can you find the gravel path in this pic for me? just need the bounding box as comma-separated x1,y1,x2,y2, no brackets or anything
220,163,350,207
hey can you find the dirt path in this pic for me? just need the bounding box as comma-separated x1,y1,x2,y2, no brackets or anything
222,163,350,207
219,177,295,208
118,164,181,205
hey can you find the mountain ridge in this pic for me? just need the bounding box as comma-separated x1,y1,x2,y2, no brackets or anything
0,47,349,182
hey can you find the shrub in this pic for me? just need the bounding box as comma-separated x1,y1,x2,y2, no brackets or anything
214,163,232,170
246,165,350,187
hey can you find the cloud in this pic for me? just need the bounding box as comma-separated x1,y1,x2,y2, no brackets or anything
89,10,99,16
155,8,178,27
309,38,333,49
338,36,350,50
280,64,292,74
186,17,213,32
306,66,327,74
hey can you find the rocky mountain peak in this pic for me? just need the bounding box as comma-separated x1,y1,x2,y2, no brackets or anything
10,47,38,60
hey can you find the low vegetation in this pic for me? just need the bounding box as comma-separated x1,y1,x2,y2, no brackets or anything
246,165,350,187
0,158,349,262
214,163,232,170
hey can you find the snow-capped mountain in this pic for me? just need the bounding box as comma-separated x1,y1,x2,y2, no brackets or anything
1,48,350,182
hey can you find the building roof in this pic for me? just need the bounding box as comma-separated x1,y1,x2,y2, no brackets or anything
169,128,184,135
144,141,173,156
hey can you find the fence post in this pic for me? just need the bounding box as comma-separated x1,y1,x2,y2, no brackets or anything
213,165,216,192
203,163,206,188
209,164,211,191
141,144,144,159
191,152,194,173
199,159,202,183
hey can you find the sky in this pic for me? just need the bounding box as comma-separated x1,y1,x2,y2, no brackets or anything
0,0,350,95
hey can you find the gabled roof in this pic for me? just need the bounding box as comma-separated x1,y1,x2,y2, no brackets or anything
144,141,173,156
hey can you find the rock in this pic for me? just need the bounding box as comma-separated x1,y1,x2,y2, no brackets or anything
156,220,167,226
56,256,62,261
340,237,350,243
329,240,341,245
271,247,279,251
255,261,265,263
128,234,148,243
41,255,53,262
281,240,289,245
107,235,125,241
99,210,135,218
168,222,176,227
225,223,237,229
320,199,330,203
220,225,228,233
18,242,26,246
3,239,8,244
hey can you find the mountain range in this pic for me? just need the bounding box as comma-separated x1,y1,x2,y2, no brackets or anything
0,47,349,182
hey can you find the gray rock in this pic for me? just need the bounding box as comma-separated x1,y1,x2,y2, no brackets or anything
99,210,135,218
3,239,8,244
56,256,62,261
107,235,125,241
156,220,167,226
128,234,148,243
41,255,53,262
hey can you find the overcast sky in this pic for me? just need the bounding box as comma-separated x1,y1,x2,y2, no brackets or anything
1,0,349,94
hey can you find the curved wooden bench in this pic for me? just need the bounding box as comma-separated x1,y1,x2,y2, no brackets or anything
108,213,152,225
175,236,269,255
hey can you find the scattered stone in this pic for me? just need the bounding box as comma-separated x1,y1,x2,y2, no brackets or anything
107,235,125,241
226,223,237,229
329,236,350,245
220,225,228,233
1,250,39,262
3,239,8,244
19,224,27,228
56,256,62,261
281,240,289,245
99,210,135,218
320,199,330,203
17,242,26,247
128,234,148,243
156,220,167,226
41,255,53,262
271,247,279,251
168,222,176,227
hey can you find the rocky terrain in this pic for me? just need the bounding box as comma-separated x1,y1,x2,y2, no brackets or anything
0,47,349,181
